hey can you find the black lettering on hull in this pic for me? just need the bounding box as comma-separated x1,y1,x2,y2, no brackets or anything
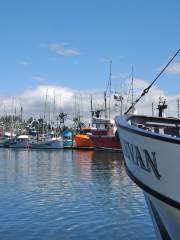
121,138,161,180
143,150,161,179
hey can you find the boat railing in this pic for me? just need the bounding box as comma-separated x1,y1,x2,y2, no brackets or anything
128,115,180,126
130,116,180,137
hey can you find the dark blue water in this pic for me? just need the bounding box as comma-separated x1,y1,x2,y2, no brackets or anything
0,149,156,240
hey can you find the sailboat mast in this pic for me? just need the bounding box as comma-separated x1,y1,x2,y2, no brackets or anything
48,102,51,131
10,97,14,138
53,90,56,117
53,90,56,132
43,89,48,136
108,60,112,119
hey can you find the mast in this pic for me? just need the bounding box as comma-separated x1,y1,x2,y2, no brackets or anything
57,95,61,133
74,95,77,118
120,78,124,115
20,106,23,123
157,97,167,117
43,89,48,136
10,97,14,138
48,102,51,131
104,91,107,118
53,90,56,120
131,66,134,107
53,90,56,133
90,94,93,118
14,106,17,134
108,60,112,119
178,98,180,118
80,94,83,123
152,102,154,116
19,97,23,123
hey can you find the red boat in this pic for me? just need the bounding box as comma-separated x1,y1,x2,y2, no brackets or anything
89,117,122,152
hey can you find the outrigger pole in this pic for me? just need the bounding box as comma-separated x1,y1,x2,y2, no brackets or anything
124,48,180,114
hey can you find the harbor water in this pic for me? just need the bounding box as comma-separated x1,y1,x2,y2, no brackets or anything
0,149,156,240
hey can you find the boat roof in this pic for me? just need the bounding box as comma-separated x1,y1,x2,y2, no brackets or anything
5,132,16,137
92,117,111,124
63,131,72,136
17,135,29,139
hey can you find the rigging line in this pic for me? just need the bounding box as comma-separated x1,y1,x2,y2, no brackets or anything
124,48,180,114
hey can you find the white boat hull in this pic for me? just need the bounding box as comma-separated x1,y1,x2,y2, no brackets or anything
9,135,30,148
30,139,64,149
116,115,180,239
145,192,180,239
10,141,30,148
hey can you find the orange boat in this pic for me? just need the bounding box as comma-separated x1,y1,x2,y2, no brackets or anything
74,128,93,148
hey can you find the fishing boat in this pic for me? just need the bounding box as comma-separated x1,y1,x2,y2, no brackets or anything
63,130,73,148
0,132,16,148
30,136,63,149
115,106,180,239
0,137,10,147
9,135,30,148
115,49,180,239
74,127,93,149
89,117,121,152
88,61,122,152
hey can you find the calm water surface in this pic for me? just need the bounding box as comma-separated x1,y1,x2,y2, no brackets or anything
0,149,156,240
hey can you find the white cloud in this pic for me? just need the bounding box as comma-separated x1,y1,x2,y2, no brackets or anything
49,43,79,56
0,85,108,126
115,77,179,117
0,80,179,125
165,62,180,75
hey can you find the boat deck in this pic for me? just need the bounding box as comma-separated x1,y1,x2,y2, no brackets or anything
128,115,180,138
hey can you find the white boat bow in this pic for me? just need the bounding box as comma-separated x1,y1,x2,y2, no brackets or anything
115,114,180,240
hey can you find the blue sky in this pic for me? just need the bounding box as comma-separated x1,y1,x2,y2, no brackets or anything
1,0,180,97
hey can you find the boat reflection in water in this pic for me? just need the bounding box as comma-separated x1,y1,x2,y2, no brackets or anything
0,148,155,240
